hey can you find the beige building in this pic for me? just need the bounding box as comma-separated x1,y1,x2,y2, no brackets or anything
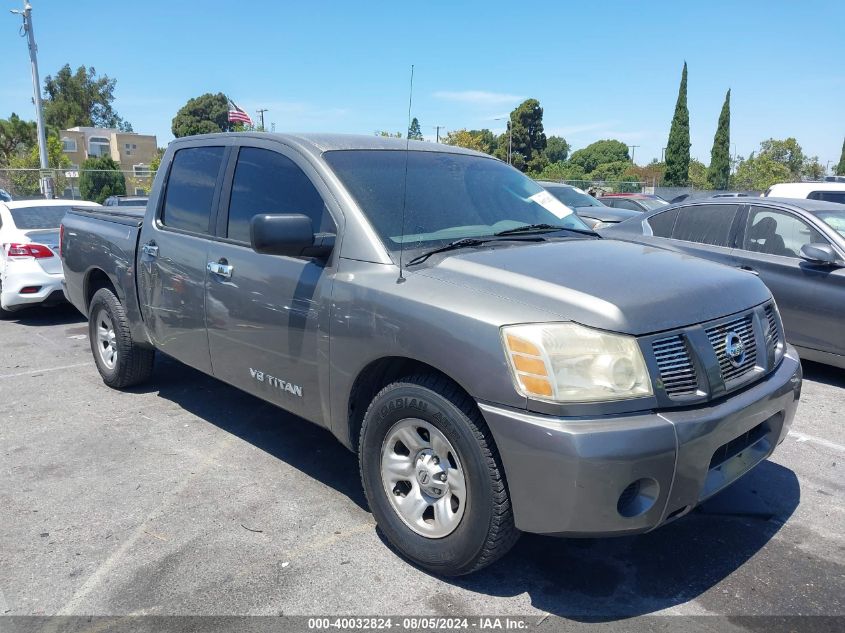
60,127,158,176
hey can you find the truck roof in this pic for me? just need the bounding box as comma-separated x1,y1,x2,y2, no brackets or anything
169,132,492,159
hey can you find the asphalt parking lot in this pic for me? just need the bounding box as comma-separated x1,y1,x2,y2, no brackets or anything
1,305,843,626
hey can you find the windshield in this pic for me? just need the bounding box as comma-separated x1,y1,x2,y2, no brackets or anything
324,150,589,251
638,198,669,211
816,211,845,238
10,206,75,230
545,185,604,208
119,198,147,207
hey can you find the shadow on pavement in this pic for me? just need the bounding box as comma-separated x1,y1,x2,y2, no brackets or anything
142,354,800,620
134,354,367,511
800,359,845,389
5,303,85,327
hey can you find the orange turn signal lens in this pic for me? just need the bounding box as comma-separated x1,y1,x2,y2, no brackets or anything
519,375,553,397
512,354,547,375
505,333,541,356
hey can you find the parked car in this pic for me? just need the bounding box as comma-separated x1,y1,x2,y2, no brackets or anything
603,197,845,368
104,195,149,207
599,193,669,212
764,182,845,204
712,193,750,198
0,188,12,202
0,198,100,317
61,133,801,576
539,181,639,228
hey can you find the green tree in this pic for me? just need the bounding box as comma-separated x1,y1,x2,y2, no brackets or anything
837,138,845,176
375,130,403,138
544,136,570,163
689,158,711,189
43,64,131,131
79,156,126,203
758,137,806,179
706,89,731,189
149,147,165,173
8,134,71,196
568,139,629,173
590,160,631,183
172,93,233,137
534,161,588,182
0,113,38,164
731,153,791,190
803,156,825,181
408,117,423,140
664,62,691,186
441,129,486,152
495,99,547,173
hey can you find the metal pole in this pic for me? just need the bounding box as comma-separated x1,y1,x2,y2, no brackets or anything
507,122,512,165
13,2,52,198
661,147,666,163
256,108,268,131
628,145,639,164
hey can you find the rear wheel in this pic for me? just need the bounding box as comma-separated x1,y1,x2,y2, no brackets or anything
88,287,154,388
359,373,520,576
0,279,14,320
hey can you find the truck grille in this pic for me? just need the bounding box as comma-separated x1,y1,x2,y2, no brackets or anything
652,336,697,397
764,304,779,351
705,314,757,383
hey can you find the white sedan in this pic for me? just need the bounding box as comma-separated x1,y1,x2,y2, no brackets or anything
1,198,100,317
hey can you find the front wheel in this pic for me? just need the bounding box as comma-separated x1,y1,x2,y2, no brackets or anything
359,374,520,576
88,287,154,388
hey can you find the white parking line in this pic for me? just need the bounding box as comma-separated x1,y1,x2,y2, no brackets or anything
0,362,90,379
789,430,845,453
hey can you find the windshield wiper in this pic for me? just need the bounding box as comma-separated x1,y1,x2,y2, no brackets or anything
494,223,600,238
405,236,542,266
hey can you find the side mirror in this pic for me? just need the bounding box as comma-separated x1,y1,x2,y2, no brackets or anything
799,242,837,266
250,213,335,259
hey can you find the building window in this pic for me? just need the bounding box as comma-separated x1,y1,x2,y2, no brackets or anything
61,137,77,152
134,187,147,196
88,136,111,158
133,164,151,176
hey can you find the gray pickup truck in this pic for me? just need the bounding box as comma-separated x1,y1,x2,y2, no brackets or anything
61,133,802,576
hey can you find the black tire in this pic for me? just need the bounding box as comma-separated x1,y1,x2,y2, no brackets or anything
88,287,154,388
359,373,520,576
0,279,14,320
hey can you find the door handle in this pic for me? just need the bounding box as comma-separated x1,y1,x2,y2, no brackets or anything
141,243,159,257
737,265,759,276
207,261,233,278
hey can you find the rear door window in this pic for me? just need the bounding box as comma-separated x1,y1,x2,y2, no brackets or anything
614,199,642,211
647,208,679,237
671,204,739,246
742,206,824,258
808,190,845,204
161,146,225,234
226,147,334,243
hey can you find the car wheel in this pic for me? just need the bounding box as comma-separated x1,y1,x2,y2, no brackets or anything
359,373,520,576
88,287,154,388
0,279,14,320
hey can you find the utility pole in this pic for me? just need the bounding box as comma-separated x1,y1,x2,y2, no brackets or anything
256,108,268,131
493,117,512,165
661,147,666,163
628,145,640,165
432,125,444,143
11,1,52,198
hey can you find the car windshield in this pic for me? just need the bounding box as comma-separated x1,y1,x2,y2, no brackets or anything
638,198,669,211
545,185,604,208
816,210,845,238
119,198,147,207
9,206,75,230
324,150,589,251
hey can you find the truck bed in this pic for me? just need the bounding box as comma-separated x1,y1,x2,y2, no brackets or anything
67,205,145,228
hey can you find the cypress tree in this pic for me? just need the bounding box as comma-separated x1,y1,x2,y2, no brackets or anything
837,137,845,176
707,89,731,189
664,62,691,186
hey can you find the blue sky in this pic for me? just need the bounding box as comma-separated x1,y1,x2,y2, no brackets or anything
2,0,843,168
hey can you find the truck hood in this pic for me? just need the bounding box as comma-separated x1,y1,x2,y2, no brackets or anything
415,238,771,336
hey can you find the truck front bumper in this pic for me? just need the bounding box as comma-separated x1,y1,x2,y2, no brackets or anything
479,346,802,536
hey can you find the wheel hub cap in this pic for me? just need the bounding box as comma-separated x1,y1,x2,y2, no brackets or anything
380,418,467,538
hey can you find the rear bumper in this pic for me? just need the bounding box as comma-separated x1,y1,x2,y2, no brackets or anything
479,346,802,536
1,262,65,311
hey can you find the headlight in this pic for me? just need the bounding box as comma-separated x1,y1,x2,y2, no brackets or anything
592,221,614,230
501,323,653,403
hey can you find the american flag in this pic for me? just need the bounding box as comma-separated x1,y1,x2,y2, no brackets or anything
227,99,253,126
